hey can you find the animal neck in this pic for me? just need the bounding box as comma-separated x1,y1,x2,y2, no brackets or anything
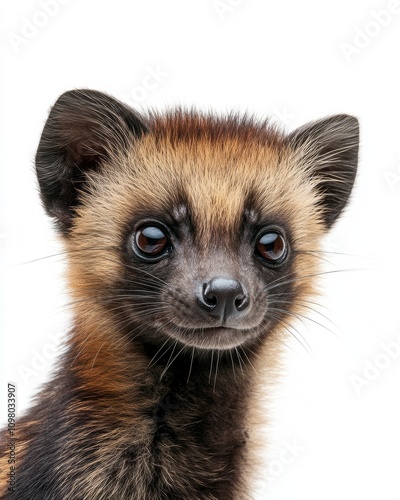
68,320,260,499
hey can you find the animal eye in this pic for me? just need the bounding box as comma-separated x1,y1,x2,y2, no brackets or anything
134,225,170,259
255,231,287,265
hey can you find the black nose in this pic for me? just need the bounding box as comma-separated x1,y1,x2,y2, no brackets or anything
197,277,249,320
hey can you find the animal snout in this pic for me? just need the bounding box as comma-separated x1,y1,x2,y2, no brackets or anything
197,277,249,321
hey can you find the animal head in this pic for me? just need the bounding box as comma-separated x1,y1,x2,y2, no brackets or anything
36,90,359,351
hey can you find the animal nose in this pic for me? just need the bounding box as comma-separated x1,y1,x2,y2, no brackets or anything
197,277,249,320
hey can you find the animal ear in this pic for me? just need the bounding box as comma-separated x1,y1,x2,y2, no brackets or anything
288,114,359,229
35,89,148,233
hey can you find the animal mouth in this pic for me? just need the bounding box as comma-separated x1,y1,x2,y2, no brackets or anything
165,323,257,350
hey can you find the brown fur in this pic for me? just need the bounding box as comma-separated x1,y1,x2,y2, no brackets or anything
0,90,359,499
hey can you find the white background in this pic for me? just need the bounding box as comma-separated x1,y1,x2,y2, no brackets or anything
1,1,400,498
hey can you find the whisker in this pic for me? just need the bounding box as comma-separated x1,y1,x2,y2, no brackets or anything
4,245,120,268
209,350,214,384
266,268,362,293
187,347,195,384
160,342,186,381
295,248,366,258
147,338,172,369
267,311,314,356
159,341,177,381
271,306,338,339
235,347,244,376
213,350,220,392
268,299,335,326
239,346,257,375
229,349,237,382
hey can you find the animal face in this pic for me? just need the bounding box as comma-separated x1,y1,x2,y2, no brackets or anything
35,90,359,352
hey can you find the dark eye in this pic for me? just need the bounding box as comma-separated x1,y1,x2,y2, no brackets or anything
134,225,170,259
256,231,287,265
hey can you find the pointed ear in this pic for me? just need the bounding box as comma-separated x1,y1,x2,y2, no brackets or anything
288,114,359,229
35,89,148,233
